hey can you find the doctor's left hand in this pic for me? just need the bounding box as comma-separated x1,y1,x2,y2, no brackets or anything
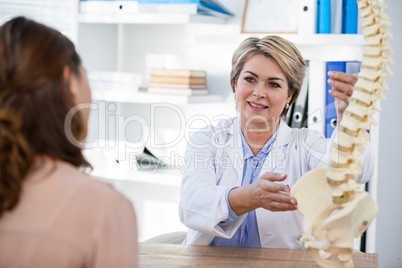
228,172,298,216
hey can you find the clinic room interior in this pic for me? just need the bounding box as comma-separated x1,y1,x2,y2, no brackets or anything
0,0,401,267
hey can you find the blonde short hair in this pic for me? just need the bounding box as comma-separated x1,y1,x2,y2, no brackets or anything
230,35,306,117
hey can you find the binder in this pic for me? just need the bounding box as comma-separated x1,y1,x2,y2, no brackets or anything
346,61,362,75
80,0,139,14
325,61,346,138
307,60,326,134
298,0,317,34
331,0,342,34
137,0,199,3
138,3,197,13
285,103,294,126
317,0,331,33
357,7,363,34
137,0,233,17
291,61,309,128
198,0,233,16
342,0,358,34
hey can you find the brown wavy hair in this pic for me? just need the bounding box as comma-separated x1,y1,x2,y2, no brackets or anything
0,17,91,217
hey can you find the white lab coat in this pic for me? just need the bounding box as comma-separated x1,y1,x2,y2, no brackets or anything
179,117,374,249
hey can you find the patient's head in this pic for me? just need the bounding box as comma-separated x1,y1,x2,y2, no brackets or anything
0,16,91,216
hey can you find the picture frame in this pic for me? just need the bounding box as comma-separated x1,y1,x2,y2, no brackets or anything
241,0,299,34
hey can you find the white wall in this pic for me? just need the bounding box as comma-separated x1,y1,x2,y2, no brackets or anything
376,0,402,267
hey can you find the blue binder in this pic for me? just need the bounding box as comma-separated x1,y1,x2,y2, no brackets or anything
346,61,361,75
326,61,346,138
317,0,331,33
342,0,358,34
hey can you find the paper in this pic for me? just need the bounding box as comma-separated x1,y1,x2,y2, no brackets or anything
242,0,298,33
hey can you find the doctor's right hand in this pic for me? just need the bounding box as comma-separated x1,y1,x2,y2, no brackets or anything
228,172,298,216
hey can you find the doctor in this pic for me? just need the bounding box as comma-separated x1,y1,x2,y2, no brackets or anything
179,35,374,249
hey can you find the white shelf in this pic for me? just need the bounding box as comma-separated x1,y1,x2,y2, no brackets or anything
83,147,182,187
78,13,227,24
91,89,223,105
244,33,365,46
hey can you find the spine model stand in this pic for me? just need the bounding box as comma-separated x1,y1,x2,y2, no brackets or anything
290,1,393,267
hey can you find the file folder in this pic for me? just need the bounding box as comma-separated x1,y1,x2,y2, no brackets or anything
307,60,326,134
80,0,139,14
291,61,309,128
325,61,346,138
317,0,331,33
331,0,342,34
298,0,317,34
285,103,294,126
346,61,362,75
342,0,358,34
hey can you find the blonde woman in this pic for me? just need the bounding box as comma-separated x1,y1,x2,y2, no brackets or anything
179,35,374,248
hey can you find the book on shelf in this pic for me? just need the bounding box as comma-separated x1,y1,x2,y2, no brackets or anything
80,0,139,14
342,0,358,34
290,60,309,129
298,0,316,34
296,0,359,34
138,0,199,2
88,71,143,91
138,2,197,14
331,0,343,34
137,0,233,17
150,68,206,78
325,61,346,138
307,60,326,133
150,76,206,85
149,83,207,89
197,0,233,17
306,60,362,135
317,0,330,33
141,85,209,95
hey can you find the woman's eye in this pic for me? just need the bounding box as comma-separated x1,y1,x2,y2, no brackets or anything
245,77,254,83
269,82,280,88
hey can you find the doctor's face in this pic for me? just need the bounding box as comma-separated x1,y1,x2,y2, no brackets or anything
234,54,292,129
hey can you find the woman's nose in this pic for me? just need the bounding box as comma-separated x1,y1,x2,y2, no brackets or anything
253,83,266,98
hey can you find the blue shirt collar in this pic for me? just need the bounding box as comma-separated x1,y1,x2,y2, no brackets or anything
240,126,278,160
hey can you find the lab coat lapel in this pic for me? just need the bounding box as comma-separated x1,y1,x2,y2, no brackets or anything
221,118,243,187
257,121,296,248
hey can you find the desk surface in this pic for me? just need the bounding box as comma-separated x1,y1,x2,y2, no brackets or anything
139,243,378,267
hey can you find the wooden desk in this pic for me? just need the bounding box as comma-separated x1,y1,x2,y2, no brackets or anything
139,243,378,267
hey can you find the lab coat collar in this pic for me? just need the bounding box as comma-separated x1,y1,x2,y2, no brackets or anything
275,120,294,147
227,117,294,148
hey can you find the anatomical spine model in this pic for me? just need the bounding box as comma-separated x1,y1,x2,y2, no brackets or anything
290,0,393,267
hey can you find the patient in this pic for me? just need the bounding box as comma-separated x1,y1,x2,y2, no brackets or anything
0,17,138,267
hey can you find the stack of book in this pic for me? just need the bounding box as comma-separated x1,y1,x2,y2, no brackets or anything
145,68,209,95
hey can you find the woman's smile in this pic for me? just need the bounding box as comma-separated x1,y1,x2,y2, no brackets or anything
248,101,268,111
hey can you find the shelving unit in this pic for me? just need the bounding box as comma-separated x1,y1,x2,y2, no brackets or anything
78,13,228,24
244,33,365,46
91,89,223,105
84,147,182,187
